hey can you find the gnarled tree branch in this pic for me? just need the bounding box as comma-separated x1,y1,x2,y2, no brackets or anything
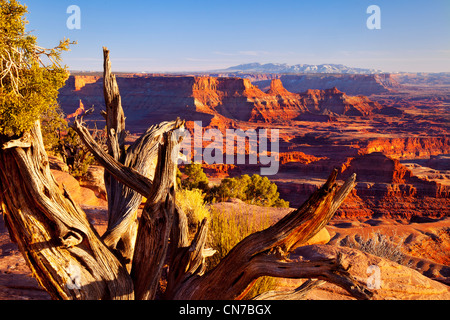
74,47,185,269
130,130,180,300
252,279,326,300
165,218,215,299
0,122,134,300
170,171,370,300
72,120,152,197
245,249,372,300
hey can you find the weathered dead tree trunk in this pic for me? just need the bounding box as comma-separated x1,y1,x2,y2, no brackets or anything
168,170,372,300
94,48,181,270
0,47,373,300
0,122,134,300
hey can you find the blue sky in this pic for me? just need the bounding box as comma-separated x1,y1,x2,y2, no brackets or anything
23,0,450,73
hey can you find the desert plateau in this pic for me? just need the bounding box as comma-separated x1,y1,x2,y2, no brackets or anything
1,0,449,303
1,70,449,300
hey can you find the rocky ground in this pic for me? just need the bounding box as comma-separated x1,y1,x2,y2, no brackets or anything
1,187,448,300
211,201,450,300
0,164,108,300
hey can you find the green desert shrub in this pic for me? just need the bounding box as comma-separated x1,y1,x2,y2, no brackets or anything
180,163,210,192
40,105,68,153
177,167,284,297
210,174,289,208
179,164,289,208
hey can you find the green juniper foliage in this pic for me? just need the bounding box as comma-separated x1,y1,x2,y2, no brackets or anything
0,0,72,136
180,162,289,208
181,163,210,191
212,174,289,208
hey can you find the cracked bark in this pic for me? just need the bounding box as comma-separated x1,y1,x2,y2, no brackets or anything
0,122,133,300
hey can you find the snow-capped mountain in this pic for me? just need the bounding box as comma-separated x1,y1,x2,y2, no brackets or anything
221,63,383,74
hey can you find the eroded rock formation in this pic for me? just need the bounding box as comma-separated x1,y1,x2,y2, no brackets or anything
58,75,384,130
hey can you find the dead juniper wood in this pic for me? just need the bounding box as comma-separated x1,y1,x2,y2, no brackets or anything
0,47,373,300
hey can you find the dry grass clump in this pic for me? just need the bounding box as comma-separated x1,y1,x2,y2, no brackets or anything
208,206,277,299
342,231,408,265
176,188,210,228
175,193,278,299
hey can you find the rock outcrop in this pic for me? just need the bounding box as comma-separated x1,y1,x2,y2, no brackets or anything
286,244,450,300
336,153,450,218
340,152,414,184
190,77,383,122
340,152,449,196
296,87,381,116
361,137,450,159
279,74,401,96
51,170,107,207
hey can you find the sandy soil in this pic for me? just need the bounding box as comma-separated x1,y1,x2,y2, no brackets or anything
1,202,449,300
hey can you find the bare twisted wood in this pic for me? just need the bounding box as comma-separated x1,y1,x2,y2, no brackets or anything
170,170,372,300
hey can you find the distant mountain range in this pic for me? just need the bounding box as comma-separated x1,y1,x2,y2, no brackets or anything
219,63,383,74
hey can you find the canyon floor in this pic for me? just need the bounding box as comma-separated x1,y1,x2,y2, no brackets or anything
1,161,449,300
1,199,449,300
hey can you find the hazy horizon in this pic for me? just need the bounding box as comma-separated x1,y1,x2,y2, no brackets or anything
24,0,450,73
65,62,450,75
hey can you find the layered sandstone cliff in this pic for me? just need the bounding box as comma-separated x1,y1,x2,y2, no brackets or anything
336,153,450,218
280,73,402,96
217,73,402,96
360,137,450,159
58,75,384,131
